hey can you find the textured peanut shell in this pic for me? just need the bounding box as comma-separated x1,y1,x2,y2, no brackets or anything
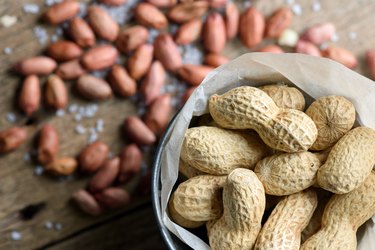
301,172,375,250
254,189,317,250
209,86,317,153
259,84,305,111
208,169,265,250
168,194,205,229
173,175,226,221
255,152,323,196
317,127,375,194
180,126,270,175
178,160,205,179
306,95,355,151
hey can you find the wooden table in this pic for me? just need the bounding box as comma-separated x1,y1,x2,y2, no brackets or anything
0,0,374,249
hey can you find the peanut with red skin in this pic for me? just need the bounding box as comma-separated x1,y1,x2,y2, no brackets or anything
224,2,239,39
154,34,182,72
87,6,119,42
19,75,40,116
175,19,202,45
14,56,57,76
43,1,80,24
177,64,214,86
118,144,142,183
123,116,156,146
107,65,137,97
116,26,149,53
203,12,226,53
79,141,109,173
167,1,209,23
72,189,103,216
127,44,154,80
69,18,96,48
81,45,118,71
266,7,292,38
239,7,265,48
46,157,78,176
47,41,83,62
140,61,166,105
76,75,113,101
0,127,27,153
45,74,68,110
95,188,131,209
134,3,168,30
144,94,172,135
89,157,120,193
37,124,59,165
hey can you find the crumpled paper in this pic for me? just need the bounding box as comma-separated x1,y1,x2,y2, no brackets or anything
160,53,375,250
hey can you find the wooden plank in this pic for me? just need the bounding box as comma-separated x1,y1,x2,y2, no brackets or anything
48,202,166,250
0,0,374,249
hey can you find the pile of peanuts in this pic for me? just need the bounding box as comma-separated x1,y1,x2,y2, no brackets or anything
1,0,375,215
171,84,375,249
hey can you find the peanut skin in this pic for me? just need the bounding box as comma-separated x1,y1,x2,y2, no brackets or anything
317,126,375,194
180,126,270,175
254,189,318,250
302,172,375,250
173,175,226,222
209,86,317,152
208,169,265,250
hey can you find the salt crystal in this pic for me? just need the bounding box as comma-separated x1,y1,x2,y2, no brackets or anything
148,29,160,43
320,42,329,50
56,109,65,117
74,114,82,121
34,166,44,176
95,119,104,132
69,104,78,113
44,0,62,6
33,26,49,45
171,97,179,108
55,27,63,36
11,231,22,241
168,24,179,35
91,70,107,79
75,124,86,134
292,4,302,16
44,221,53,229
3,47,13,55
181,44,204,65
23,153,31,162
286,0,294,4
88,132,98,144
77,2,88,18
23,4,40,14
312,1,321,12
54,223,62,231
6,112,16,123
349,31,357,40
0,15,17,28
50,35,59,43
243,0,251,8
331,33,339,42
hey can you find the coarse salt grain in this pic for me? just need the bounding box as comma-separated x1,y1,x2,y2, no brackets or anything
3,47,13,55
77,2,88,18
34,166,44,176
23,4,40,14
286,0,294,4
75,124,86,134
312,1,321,12
181,44,204,65
0,15,18,28
349,31,357,40
6,112,16,123
44,221,53,229
243,0,251,8
11,231,22,241
292,4,302,16
50,35,59,43
23,153,31,162
33,26,49,45
56,109,65,117
68,104,78,113
331,33,339,42
148,29,160,44
88,132,98,144
54,223,62,231
44,0,62,6
74,113,82,121
95,119,104,132
320,42,329,50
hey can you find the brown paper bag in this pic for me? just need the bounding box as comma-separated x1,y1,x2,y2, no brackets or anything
160,53,375,250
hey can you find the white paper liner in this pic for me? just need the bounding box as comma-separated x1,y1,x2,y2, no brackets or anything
160,53,375,250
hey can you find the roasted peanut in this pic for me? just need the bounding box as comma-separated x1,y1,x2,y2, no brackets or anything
203,12,226,53
79,140,109,173
99,0,127,5
209,86,318,152
301,22,336,45
255,151,326,196
118,144,142,182
14,56,57,75
0,127,27,153
95,188,131,209
154,34,182,72
123,116,156,145
46,156,78,176
76,75,113,101
116,26,149,53
266,7,292,38
107,65,137,97
56,59,86,80
127,44,153,80
143,94,172,135
81,45,118,71
259,84,305,111
180,126,269,175
208,169,265,250
47,40,83,62
37,124,59,165
224,2,239,39
295,40,322,57
19,75,40,116
322,46,358,69
173,175,226,221
87,6,119,42
174,19,202,45
168,194,205,228
254,189,318,250
302,172,375,250
89,157,120,193
134,3,168,29
317,127,375,194
72,189,103,216
140,61,165,105
68,17,96,48
306,95,355,151
45,74,68,110
167,1,209,23
257,45,284,53
43,1,80,24
177,64,214,86
204,53,229,68
239,7,265,48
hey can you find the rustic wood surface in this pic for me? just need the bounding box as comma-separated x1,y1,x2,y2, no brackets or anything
0,0,374,249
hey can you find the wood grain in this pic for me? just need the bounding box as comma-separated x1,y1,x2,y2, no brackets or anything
0,0,374,249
